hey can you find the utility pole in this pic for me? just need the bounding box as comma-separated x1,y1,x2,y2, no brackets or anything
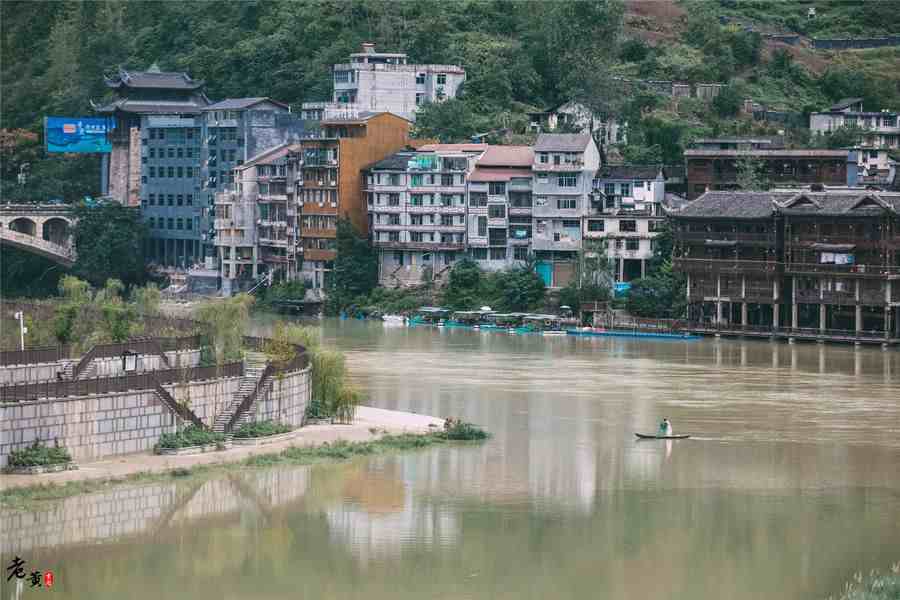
13,311,27,351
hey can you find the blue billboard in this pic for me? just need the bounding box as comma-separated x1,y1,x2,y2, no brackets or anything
45,117,114,153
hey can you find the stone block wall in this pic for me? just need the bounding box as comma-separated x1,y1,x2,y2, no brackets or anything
162,376,241,428
254,367,310,428
0,390,175,468
0,361,70,385
0,349,201,385
0,362,310,467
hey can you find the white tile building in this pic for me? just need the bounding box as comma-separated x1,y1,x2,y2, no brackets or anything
302,43,466,123
586,166,666,283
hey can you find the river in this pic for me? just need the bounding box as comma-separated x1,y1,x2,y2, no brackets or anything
3,318,899,599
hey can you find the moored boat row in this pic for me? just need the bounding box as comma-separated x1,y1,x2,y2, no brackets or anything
405,307,699,339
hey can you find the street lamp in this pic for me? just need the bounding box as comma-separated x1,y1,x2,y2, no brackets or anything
13,311,27,351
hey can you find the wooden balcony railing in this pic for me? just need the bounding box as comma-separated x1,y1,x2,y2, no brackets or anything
674,258,780,275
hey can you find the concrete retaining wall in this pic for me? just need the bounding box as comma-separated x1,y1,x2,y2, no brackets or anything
162,376,241,428
0,349,201,385
0,367,311,467
255,367,311,428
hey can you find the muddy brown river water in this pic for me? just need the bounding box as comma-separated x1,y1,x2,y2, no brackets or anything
2,318,899,599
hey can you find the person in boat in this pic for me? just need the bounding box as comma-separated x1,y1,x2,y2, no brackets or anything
658,418,673,436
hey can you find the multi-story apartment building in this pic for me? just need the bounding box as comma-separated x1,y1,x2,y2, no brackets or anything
531,133,601,288
97,65,210,208
684,148,853,200
527,101,626,157
810,98,900,149
670,188,900,343
691,137,783,151
286,112,412,290
810,98,899,183
586,166,666,283
366,144,484,287
300,43,465,122
214,144,297,295
466,146,535,271
199,98,305,253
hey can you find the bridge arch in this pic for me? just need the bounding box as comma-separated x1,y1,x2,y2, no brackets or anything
42,217,71,246
8,217,37,237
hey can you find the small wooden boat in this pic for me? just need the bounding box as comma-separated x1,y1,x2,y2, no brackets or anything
635,433,691,440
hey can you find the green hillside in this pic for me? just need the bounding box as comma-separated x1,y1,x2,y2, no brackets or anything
1,0,899,202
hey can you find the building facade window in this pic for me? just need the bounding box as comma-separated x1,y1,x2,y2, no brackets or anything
489,182,506,196
626,239,639,250
557,197,576,210
588,220,604,232
619,220,637,232
477,216,487,237
488,204,506,219
558,174,577,187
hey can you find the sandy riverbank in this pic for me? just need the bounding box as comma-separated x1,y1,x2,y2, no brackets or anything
0,406,444,491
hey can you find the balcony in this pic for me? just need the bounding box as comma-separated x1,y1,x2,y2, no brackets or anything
786,235,881,248
259,237,289,247
679,231,775,244
369,204,403,214
406,204,465,214
301,248,336,261
784,262,900,278
509,206,533,216
373,240,464,251
299,228,336,239
795,289,856,304
371,223,404,232
533,161,584,172
674,258,780,276
488,217,507,228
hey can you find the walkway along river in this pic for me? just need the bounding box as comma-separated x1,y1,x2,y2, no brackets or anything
3,318,899,599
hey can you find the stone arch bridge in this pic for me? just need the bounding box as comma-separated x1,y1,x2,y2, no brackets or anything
0,204,76,266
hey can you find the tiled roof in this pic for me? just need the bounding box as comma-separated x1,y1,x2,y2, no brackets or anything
683,149,849,158
534,133,592,152
776,192,900,215
476,145,533,167
202,97,289,111
595,165,661,180
105,68,204,90
829,97,864,111
693,137,781,145
672,190,900,219
237,143,293,170
415,143,487,152
469,168,533,182
369,151,416,170
94,99,207,114
673,192,778,219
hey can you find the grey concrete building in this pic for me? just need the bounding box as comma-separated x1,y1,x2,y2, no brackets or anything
531,133,601,288
586,165,666,283
214,144,297,295
366,144,484,287
301,42,465,122
200,98,305,262
466,145,535,271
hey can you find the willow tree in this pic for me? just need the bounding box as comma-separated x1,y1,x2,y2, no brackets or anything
193,294,254,365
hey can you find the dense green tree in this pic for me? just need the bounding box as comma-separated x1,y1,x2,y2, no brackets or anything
325,217,378,314
486,267,546,312
441,258,483,310
71,202,151,287
713,84,744,118
735,155,769,191
412,98,483,143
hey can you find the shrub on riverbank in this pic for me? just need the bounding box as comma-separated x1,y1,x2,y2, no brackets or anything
266,323,359,424
7,440,72,467
831,565,900,600
232,420,292,439
156,425,225,450
439,418,489,441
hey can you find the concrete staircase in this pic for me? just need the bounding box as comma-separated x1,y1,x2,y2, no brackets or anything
59,361,74,380
212,351,269,435
76,361,98,380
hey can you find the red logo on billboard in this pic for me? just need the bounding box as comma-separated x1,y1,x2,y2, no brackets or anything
44,571,54,588
62,124,76,134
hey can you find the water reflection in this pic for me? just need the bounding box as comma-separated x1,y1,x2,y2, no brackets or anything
3,320,900,599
